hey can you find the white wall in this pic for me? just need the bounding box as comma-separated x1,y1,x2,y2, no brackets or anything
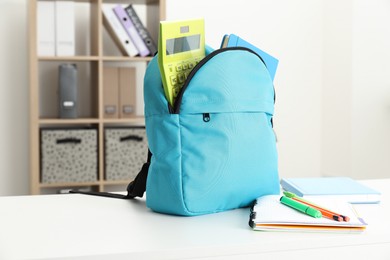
321,0,354,178
321,0,390,179
167,0,324,179
0,0,389,196
350,0,390,179
0,0,29,195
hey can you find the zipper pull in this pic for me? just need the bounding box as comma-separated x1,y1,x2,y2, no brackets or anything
203,113,210,122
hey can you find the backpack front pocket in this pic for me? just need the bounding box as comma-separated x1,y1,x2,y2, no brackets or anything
179,111,279,213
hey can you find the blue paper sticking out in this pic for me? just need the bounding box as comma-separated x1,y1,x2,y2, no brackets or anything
221,34,279,82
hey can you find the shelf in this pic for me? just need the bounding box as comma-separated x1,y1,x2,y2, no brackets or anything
102,56,153,62
103,0,160,4
30,0,165,195
60,0,98,3
102,180,131,186
38,56,100,61
40,180,131,188
38,56,154,62
38,61,99,119
39,118,100,124
40,182,100,188
103,117,145,124
39,118,145,125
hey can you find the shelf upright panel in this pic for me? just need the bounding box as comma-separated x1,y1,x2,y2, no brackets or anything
160,0,166,21
29,0,40,195
97,57,105,190
97,0,105,189
90,0,101,57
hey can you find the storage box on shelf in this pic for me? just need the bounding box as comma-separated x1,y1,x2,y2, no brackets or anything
29,0,165,195
40,128,98,184
104,127,148,181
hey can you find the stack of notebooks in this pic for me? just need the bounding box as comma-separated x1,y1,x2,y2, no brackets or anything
249,195,367,233
249,177,383,232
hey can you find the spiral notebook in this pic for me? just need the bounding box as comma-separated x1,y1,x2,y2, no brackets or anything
249,195,367,233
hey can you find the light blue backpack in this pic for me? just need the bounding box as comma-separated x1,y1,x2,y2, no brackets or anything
127,46,280,216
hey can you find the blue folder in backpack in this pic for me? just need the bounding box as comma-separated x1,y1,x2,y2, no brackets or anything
221,34,279,82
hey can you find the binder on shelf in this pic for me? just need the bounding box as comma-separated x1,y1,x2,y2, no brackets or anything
102,5,138,57
58,64,78,118
125,5,157,56
119,67,136,118
113,5,150,57
55,1,75,56
103,67,119,118
37,1,55,56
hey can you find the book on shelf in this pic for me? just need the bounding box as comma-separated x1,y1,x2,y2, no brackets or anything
55,1,75,56
249,195,367,233
103,67,119,118
37,1,56,56
103,67,136,119
37,1,75,56
113,5,150,57
102,4,138,57
280,177,381,204
125,4,157,56
118,67,136,118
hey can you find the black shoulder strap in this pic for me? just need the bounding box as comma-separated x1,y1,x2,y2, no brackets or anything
124,149,152,199
69,149,152,200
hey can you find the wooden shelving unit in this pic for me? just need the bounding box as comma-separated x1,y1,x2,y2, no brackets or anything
29,0,165,195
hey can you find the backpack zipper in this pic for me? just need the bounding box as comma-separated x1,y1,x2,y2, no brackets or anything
203,113,210,122
172,47,266,114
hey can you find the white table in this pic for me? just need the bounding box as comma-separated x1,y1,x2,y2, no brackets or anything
0,179,389,260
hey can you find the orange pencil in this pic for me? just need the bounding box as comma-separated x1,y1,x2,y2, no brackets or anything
291,197,343,221
283,191,350,222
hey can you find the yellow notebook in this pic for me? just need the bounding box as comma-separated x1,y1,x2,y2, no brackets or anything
249,195,367,233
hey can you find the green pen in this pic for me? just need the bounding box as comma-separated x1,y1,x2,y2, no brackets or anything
283,191,300,199
280,196,322,218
